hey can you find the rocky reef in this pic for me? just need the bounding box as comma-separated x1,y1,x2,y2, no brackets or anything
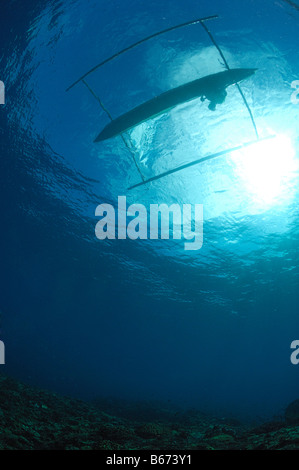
0,374,298,450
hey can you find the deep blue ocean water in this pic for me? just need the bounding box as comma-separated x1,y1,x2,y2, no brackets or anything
1,0,299,420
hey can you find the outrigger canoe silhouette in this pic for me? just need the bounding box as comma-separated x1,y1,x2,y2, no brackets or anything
94,68,257,142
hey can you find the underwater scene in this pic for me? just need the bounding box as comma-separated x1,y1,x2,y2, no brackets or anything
1,0,299,453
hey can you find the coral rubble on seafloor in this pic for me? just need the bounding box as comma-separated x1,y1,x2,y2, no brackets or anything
0,374,298,450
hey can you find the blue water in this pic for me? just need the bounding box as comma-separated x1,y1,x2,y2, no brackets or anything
1,0,299,420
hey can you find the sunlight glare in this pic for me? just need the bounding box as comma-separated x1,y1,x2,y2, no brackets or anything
231,135,297,205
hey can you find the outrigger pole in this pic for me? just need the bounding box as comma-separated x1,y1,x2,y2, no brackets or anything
199,21,259,139
280,0,299,12
66,15,219,92
128,135,276,190
82,79,146,182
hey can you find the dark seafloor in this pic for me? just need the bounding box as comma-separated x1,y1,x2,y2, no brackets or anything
0,374,299,450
